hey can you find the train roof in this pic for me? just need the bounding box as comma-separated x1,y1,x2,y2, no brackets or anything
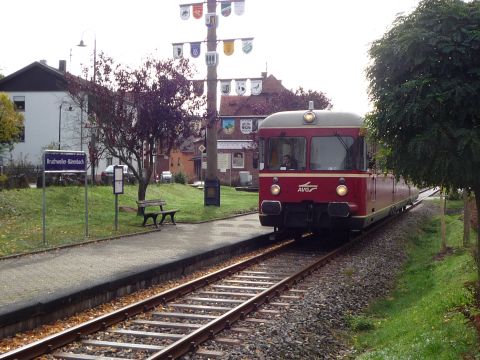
259,110,364,129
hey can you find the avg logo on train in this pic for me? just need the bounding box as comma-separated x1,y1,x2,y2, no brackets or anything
298,182,318,192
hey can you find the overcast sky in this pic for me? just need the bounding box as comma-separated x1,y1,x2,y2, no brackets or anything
1,0,420,114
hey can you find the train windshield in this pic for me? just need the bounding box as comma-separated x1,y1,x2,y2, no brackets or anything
310,136,366,170
265,137,306,170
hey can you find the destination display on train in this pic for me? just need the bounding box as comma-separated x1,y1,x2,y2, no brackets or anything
44,151,87,172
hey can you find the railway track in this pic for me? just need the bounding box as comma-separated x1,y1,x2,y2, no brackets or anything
0,188,437,360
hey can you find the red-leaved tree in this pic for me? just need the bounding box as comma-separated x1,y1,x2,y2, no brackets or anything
67,54,205,211
250,87,332,115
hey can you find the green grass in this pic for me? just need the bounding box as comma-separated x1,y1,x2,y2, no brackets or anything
350,199,479,359
0,183,259,257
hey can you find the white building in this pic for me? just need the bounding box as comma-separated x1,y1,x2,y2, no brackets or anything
0,61,111,178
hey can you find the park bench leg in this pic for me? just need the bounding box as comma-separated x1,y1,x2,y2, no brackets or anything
159,213,167,226
170,213,176,225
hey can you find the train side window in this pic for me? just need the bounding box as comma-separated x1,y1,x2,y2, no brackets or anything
259,138,265,170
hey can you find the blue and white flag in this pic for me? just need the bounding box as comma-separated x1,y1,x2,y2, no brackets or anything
190,42,201,58
221,2,232,17
220,80,232,95
173,43,184,59
242,38,253,54
180,5,190,20
235,79,247,95
234,0,245,15
250,79,262,95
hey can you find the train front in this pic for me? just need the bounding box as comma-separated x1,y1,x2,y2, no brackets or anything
258,109,368,233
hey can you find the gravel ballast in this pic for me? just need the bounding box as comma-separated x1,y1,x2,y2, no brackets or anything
220,202,437,360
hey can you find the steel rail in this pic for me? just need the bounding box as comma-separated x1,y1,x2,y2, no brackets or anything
0,241,295,360
146,238,356,359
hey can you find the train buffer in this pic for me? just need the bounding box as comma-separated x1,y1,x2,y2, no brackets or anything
136,199,179,228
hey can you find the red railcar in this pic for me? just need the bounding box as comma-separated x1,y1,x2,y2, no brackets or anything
258,109,418,235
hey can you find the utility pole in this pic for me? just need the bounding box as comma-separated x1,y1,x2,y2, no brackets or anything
176,0,253,205
204,0,220,206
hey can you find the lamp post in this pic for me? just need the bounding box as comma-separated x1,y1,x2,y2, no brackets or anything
77,32,96,84
58,102,73,150
77,31,97,183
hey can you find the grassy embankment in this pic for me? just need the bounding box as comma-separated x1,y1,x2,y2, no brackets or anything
349,199,479,359
0,183,258,257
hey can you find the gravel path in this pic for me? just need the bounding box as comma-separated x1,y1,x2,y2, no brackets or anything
220,201,437,360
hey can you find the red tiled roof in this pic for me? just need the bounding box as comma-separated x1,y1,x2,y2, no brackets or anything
219,74,288,116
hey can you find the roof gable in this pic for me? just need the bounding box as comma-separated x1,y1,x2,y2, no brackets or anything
0,62,67,92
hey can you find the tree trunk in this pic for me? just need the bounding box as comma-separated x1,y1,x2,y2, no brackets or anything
464,189,471,247
473,188,480,283
137,178,148,215
440,188,447,252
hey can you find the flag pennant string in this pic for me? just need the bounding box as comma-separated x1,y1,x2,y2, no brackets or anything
189,78,262,96
179,1,246,20
172,38,253,60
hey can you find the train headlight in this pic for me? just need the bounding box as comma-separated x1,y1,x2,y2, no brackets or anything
270,184,281,196
303,111,316,124
336,184,348,196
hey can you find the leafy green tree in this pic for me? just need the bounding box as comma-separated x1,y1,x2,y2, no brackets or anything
0,92,24,155
366,0,480,277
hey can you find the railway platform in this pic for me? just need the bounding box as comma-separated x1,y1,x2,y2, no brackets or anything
0,213,272,338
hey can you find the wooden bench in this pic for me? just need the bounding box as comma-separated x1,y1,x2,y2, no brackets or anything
136,199,179,228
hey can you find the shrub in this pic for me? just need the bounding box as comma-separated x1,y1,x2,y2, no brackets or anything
447,188,462,201
0,174,7,190
173,171,187,184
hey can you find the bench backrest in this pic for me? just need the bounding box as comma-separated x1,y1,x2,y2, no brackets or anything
137,199,166,207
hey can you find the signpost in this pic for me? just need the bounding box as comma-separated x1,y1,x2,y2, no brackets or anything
199,145,206,184
42,150,88,245
113,165,124,231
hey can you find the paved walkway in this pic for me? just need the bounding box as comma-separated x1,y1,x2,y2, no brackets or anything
0,214,271,318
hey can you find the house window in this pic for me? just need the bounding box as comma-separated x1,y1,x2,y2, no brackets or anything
232,152,244,169
13,96,25,111
107,157,113,166
177,157,180,166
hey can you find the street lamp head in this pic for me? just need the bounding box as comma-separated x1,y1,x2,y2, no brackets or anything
77,39,87,47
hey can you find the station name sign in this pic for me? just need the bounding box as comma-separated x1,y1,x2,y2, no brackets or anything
44,151,87,172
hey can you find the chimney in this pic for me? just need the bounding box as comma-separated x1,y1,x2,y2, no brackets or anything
59,60,67,73
40,59,47,65
261,72,267,79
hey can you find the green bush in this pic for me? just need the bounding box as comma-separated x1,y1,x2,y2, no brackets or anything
0,174,7,190
173,171,186,184
446,188,462,200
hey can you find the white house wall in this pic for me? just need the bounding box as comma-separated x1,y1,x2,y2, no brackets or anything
5,91,131,179
7,91,84,165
